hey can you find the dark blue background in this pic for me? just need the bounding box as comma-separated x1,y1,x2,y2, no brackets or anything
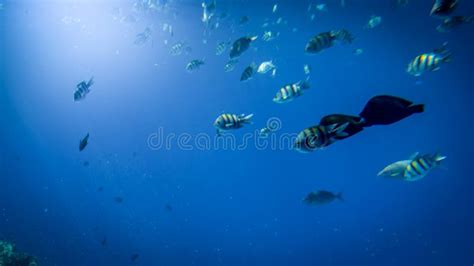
1,0,473,265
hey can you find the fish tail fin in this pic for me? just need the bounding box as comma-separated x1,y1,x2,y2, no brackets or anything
87,77,94,87
301,77,311,90
336,192,344,201
241,114,254,124
409,104,425,114
434,152,447,164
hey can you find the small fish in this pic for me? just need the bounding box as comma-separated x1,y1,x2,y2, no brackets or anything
430,0,458,18
272,4,278,13
229,36,257,58
97,186,104,192
259,127,271,137
437,16,473,32
378,152,446,182
303,64,311,75
114,197,124,203
273,79,310,103
134,27,152,45
262,31,278,42
83,161,89,167
353,48,364,55
214,113,253,134
79,133,89,151
224,58,239,72
216,41,230,55
186,59,205,72
239,16,249,25
316,4,328,12
257,61,276,74
407,43,451,76
305,29,353,54
366,15,382,29
294,123,349,152
131,253,139,262
165,204,173,212
240,64,256,82
202,1,216,23
74,77,94,101
303,190,343,205
170,42,189,56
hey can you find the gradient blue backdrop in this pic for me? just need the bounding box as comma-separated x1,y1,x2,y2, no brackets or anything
1,0,473,265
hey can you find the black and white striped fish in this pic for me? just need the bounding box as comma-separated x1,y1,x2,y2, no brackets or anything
74,77,94,101
186,59,205,72
216,41,230,55
273,79,310,103
305,29,353,54
404,152,446,181
214,113,254,134
407,43,451,76
378,152,446,181
294,123,349,153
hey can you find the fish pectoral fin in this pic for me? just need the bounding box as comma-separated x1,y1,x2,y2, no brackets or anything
409,152,420,160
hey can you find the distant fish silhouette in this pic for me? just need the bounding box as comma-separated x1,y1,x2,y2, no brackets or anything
131,253,139,262
114,197,124,203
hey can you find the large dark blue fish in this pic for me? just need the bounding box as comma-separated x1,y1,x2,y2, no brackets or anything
359,95,424,127
229,36,257,59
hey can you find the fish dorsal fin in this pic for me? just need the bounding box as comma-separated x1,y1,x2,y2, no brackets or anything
409,152,420,160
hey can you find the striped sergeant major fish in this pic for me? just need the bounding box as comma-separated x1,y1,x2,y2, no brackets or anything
378,152,446,182
407,43,451,76
305,29,354,54
273,79,310,103
294,123,349,153
74,77,94,101
216,41,230,55
214,113,254,134
186,59,205,72
403,152,446,181
240,63,256,82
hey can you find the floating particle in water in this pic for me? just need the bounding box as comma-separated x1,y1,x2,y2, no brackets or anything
353,48,364,55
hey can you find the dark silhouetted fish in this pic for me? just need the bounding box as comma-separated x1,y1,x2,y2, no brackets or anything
437,16,473,32
430,0,458,18
319,114,365,140
79,133,89,151
303,190,343,205
114,197,124,203
131,253,139,262
229,36,257,59
359,95,424,127
240,64,256,82
101,237,107,246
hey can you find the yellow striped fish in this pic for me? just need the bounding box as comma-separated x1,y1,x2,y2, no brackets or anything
273,79,310,103
294,123,349,153
214,113,253,134
403,152,446,181
407,44,451,76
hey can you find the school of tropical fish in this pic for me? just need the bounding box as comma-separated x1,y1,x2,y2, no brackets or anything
70,0,471,216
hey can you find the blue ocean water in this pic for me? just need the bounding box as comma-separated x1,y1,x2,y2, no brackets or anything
1,0,473,265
